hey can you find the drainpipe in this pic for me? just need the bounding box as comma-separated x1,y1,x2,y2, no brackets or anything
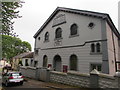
111,31,117,72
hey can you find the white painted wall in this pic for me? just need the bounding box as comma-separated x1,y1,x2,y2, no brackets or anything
34,11,103,74
22,58,33,67
37,43,102,73
35,11,102,49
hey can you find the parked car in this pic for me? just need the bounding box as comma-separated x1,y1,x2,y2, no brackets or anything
2,71,24,87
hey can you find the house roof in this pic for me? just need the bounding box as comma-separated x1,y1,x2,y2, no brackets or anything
13,52,33,59
33,7,120,39
22,52,34,58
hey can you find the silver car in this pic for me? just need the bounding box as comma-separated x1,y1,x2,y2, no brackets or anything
2,71,24,87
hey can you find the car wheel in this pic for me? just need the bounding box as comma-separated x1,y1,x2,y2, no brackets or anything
2,82,4,86
19,81,23,85
5,81,9,87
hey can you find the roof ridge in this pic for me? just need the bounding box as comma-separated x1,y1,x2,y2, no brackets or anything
33,7,120,39
57,7,108,16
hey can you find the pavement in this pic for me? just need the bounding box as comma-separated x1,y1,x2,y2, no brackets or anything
24,77,78,89
1,77,90,90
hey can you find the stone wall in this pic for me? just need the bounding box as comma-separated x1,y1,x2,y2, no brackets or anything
20,66,37,79
98,74,116,88
50,70,120,88
20,67,120,88
50,71,90,88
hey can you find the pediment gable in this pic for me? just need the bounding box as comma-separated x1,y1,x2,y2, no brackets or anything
34,7,120,39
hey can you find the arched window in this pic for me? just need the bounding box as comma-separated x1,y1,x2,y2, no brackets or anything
44,32,49,41
55,28,62,39
53,55,62,71
43,55,48,67
70,54,77,71
70,24,78,36
96,43,100,52
91,43,95,52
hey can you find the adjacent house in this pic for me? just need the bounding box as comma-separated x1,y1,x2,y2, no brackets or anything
0,59,10,68
22,52,34,67
12,52,33,70
33,7,120,75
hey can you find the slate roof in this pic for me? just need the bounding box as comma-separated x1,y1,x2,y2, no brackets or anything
33,7,120,39
13,52,33,59
22,52,33,58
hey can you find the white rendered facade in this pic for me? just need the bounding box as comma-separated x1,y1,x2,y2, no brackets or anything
34,7,120,75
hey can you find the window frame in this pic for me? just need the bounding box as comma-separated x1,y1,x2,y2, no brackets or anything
70,23,79,37
88,22,95,29
90,42,102,55
69,54,78,71
90,63,102,72
96,43,101,53
91,43,95,53
43,55,48,68
34,61,38,67
44,32,49,42
55,27,63,40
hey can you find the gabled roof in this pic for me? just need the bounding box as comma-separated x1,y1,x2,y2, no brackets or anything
13,52,33,59
22,52,33,58
33,7,120,39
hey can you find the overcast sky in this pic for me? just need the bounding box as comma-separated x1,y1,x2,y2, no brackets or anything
13,0,120,51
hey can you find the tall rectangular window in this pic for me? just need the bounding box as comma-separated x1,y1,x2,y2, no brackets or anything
91,64,101,72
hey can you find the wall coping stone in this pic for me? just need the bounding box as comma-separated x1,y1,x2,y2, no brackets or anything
51,71,67,76
115,72,120,77
20,66,27,69
98,73,115,80
90,69,100,75
68,71,90,77
20,66,36,70
27,66,36,70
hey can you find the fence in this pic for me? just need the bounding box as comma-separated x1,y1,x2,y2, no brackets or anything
20,66,120,88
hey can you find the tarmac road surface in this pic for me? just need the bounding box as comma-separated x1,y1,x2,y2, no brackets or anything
2,78,89,90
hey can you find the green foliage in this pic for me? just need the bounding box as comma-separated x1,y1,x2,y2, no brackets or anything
1,1,24,36
2,35,31,60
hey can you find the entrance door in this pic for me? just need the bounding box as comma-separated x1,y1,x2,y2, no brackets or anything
53,55,62,72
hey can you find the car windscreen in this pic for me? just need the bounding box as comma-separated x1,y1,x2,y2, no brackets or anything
10,73,22,76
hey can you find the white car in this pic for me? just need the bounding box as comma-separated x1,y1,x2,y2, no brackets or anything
2,71,24,87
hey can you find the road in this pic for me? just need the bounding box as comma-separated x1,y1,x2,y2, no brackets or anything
2,78,85,90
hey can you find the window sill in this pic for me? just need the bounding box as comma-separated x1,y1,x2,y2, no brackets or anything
54,37,63,41
90,52,102,55
44,40,49,43
69,34,79,38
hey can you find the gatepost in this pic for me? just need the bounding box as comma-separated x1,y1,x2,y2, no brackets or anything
114,72,120,89
39,67,51,82
90,69,99,88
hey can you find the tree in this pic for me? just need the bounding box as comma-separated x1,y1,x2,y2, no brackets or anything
1,1,23,36
2,35,31,60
